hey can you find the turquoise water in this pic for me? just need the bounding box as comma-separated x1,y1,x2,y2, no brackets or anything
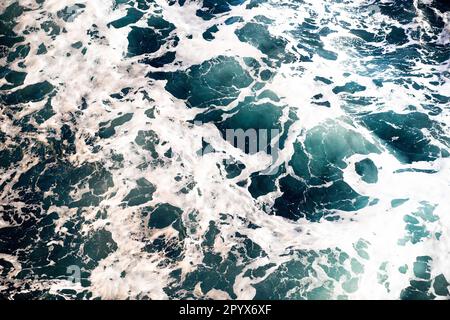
0,0,449,299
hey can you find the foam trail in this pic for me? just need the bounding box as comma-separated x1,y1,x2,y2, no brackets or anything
0,0,449,300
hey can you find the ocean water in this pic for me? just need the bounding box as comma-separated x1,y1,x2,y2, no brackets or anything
0,0,449,300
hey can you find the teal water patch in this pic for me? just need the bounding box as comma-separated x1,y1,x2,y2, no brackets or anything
57,4,86,22
252,248,357,299
148,56,253,108
1,81,54,105
236,20,295,65
399,256,449,300
127,16,176,57
215,99,283,153
196,0,246,20
165,221,265,299
10,121,114,209
0,67,26,90
84,228,117,261
108,8,144,29
292,18,338,61
353,239,370,260
135,130,160,158
391,198,409,208
142,51,176,68
223,159,246,179
0,139,23,169
122,178,156,207
333,82,366,94
273,122,379,221
0,3,24,52
98,113,133,139
148,203,183,232
362,111,448,163
203,25,219,41
355,158,378,184
141,203,186,264
128,27,163,56
399,202,439,245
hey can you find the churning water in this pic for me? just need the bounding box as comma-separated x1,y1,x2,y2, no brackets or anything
0,0,450,299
